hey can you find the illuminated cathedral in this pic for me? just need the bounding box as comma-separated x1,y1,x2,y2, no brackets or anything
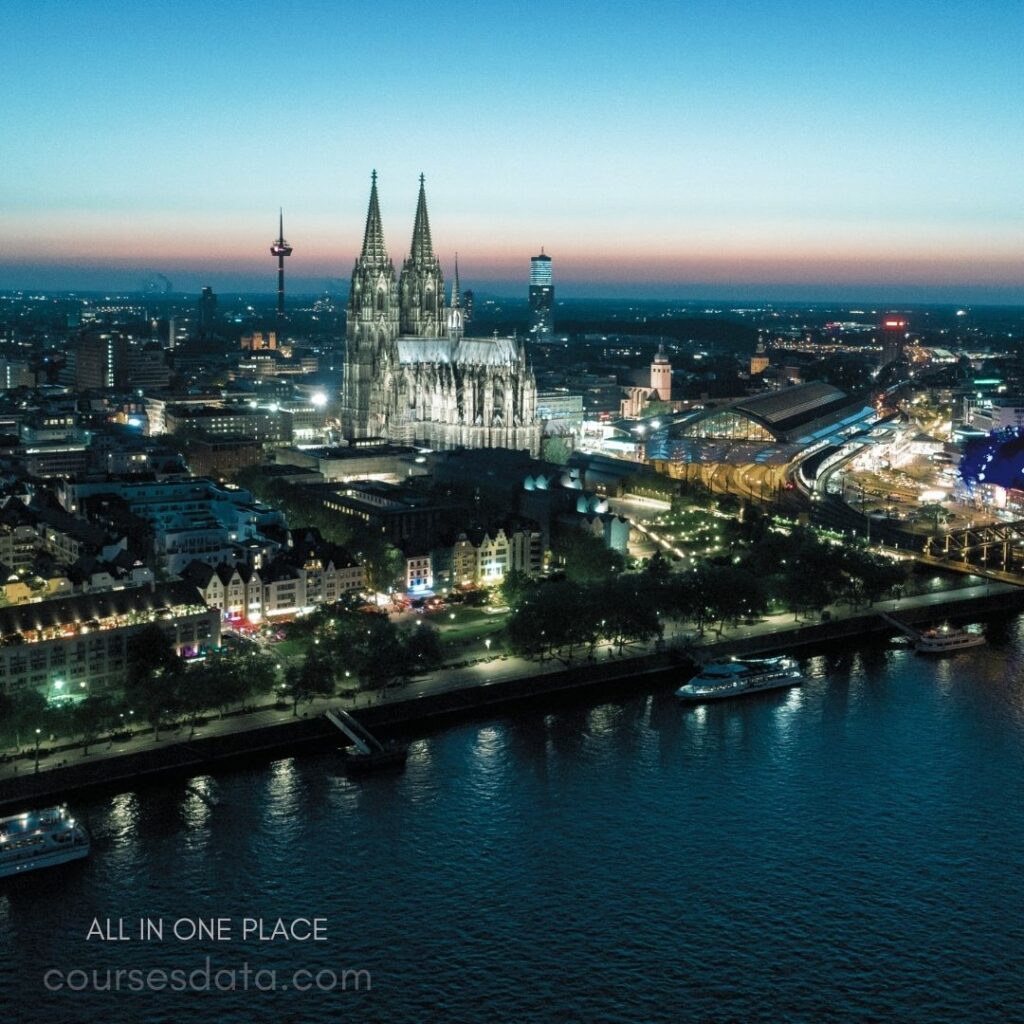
340,173,540,456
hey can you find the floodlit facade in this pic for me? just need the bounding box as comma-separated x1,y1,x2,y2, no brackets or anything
340,173,541,456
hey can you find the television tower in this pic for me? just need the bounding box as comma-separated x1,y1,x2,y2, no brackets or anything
270,209,293,324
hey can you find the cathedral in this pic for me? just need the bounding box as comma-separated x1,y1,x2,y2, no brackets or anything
340,173,541,456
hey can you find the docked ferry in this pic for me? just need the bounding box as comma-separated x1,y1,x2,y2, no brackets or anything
0,806,90,878
914,626,985,655
675,656,804,702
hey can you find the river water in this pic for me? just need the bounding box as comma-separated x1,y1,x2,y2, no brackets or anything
2,619,1023,1023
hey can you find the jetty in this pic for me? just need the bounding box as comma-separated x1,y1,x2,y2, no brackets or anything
323,708,385,755
878,611,921,642
323,708,407,770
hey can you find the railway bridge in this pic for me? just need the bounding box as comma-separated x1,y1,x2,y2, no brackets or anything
922,521,1024,582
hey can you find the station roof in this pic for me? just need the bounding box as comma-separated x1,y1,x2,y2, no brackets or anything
732,382,852,434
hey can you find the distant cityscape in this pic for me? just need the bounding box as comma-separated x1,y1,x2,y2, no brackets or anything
0,204,1020,716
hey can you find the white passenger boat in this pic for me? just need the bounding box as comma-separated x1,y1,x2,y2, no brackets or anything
914,626,985,654
0,805,90,878
675,656,804,702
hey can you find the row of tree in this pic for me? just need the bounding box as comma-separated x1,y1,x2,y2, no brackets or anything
503,521,909,661
283,606,445,714
505,576,662,661
0,626,281,753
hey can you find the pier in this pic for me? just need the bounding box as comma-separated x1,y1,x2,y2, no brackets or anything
323,708,387,755
878,611,921,642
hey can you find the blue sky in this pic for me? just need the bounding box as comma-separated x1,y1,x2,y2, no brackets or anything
1,0,1022,301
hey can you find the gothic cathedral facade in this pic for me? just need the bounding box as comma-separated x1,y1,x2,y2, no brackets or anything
340,173,540,456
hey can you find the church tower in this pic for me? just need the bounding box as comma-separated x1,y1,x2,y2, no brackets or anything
342,171,400,439
399,175,446,337
650,342,672,401
446,253,464,341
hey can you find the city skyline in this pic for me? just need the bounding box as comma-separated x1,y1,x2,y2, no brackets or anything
2,0,1022,302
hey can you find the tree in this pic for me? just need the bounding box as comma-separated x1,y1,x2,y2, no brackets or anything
693,565,767,636
72,695,114,754
554,529,625,585
505,580,601,663
499,569,532,609
541,435,571,465
401,624,444,675
176,665,215,737
209,649,278,715
600,577,662,652
355,536,405,601
125,624,184,738
3,689,48,750
283,648,335,716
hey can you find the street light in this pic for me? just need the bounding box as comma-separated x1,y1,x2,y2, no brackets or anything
34,728,42,773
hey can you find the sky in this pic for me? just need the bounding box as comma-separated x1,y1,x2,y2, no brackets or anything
1,0,1022,302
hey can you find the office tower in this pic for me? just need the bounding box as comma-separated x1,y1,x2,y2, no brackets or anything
462,289,474,323
880,316,908,365
74,331,170,391
198,286,218,339
529,250,553,341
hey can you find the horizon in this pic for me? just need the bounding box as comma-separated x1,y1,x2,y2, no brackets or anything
2,1,1022,303
6,281,1024,311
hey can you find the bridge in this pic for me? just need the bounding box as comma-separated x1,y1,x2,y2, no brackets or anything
922,521,1024,583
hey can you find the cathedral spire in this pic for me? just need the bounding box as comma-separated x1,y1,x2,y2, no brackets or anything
360,169,388,265
451,252,461,306
410,173,433,264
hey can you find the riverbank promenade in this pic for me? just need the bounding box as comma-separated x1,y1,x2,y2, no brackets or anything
0,580,1019,808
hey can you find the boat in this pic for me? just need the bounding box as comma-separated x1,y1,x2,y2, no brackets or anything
914,625,985,654
675,655,804,702
0,805,90,878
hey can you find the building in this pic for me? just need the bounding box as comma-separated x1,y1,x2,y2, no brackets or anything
650,344,672,401
74,331,170,391
164,404,289,445
321,480,466,545
241,331,279,352
64,478,284,575
144,391,223,436
529,250,554,342
340,173,540,455
750,335,770,376
647,381,877,486
184,531,365,622
0,357,35,389
0,582,219,696
273,441,426,483
198,287,219,338
537,390,584,436
879,316,908,365
438,522,543,589
186,436,264,478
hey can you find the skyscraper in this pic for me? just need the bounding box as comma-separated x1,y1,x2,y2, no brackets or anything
198,286,218,339
529,250,553,341
879,316,908,365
